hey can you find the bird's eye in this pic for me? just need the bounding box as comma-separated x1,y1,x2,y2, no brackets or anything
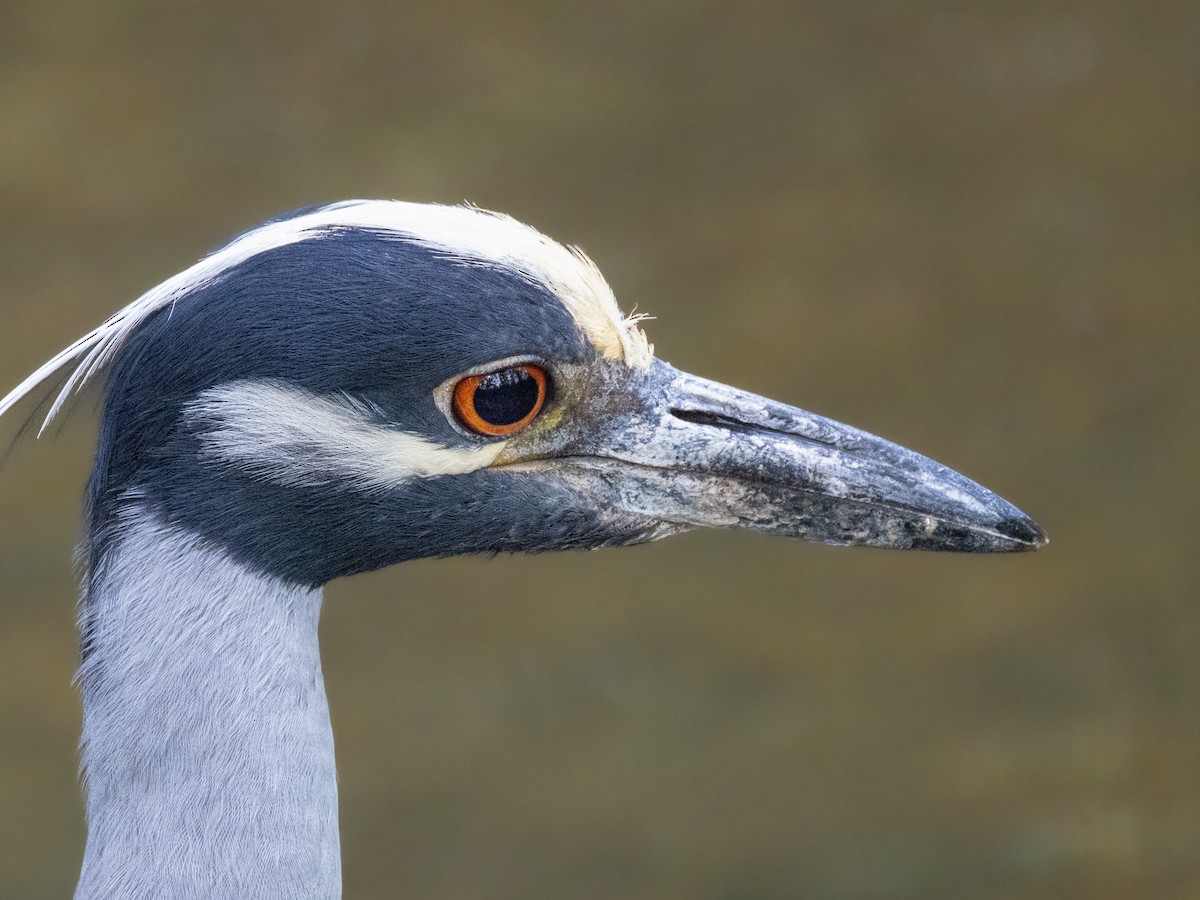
452,363,549,437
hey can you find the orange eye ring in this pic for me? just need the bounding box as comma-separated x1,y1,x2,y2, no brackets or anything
452,363,549,437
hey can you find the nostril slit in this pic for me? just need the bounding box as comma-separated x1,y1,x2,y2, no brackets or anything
671,408,731,427
670,407,840,446
670,408,758,433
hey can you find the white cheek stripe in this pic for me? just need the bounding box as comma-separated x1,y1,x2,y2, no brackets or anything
0,200,652,434
188,381,504,490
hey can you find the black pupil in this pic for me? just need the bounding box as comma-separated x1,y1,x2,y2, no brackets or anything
472,368,540,426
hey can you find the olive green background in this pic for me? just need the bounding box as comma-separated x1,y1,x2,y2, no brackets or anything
1,3,1196,898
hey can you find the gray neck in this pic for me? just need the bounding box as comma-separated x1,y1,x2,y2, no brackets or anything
75,514,340,899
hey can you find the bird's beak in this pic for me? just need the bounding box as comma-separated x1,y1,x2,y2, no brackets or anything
520,359,1046,552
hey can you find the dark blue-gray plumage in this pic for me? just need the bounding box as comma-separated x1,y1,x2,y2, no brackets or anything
0,200,1045,899
89,230,595,585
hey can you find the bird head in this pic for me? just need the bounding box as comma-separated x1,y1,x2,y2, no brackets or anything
1,201,1045,586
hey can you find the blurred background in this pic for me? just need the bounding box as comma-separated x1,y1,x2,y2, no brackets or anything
0,2,1196,898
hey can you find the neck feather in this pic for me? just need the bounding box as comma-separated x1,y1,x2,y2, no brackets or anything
75,512,340,899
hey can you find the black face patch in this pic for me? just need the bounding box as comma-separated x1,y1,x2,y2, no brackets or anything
127,466,658,587
86,229,597,579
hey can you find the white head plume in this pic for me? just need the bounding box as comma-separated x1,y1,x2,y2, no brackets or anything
0,200,652,435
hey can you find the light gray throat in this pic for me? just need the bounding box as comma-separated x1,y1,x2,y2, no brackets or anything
75,514,340,899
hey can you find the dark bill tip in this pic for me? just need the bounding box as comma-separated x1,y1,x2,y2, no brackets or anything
994,515,1049,551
